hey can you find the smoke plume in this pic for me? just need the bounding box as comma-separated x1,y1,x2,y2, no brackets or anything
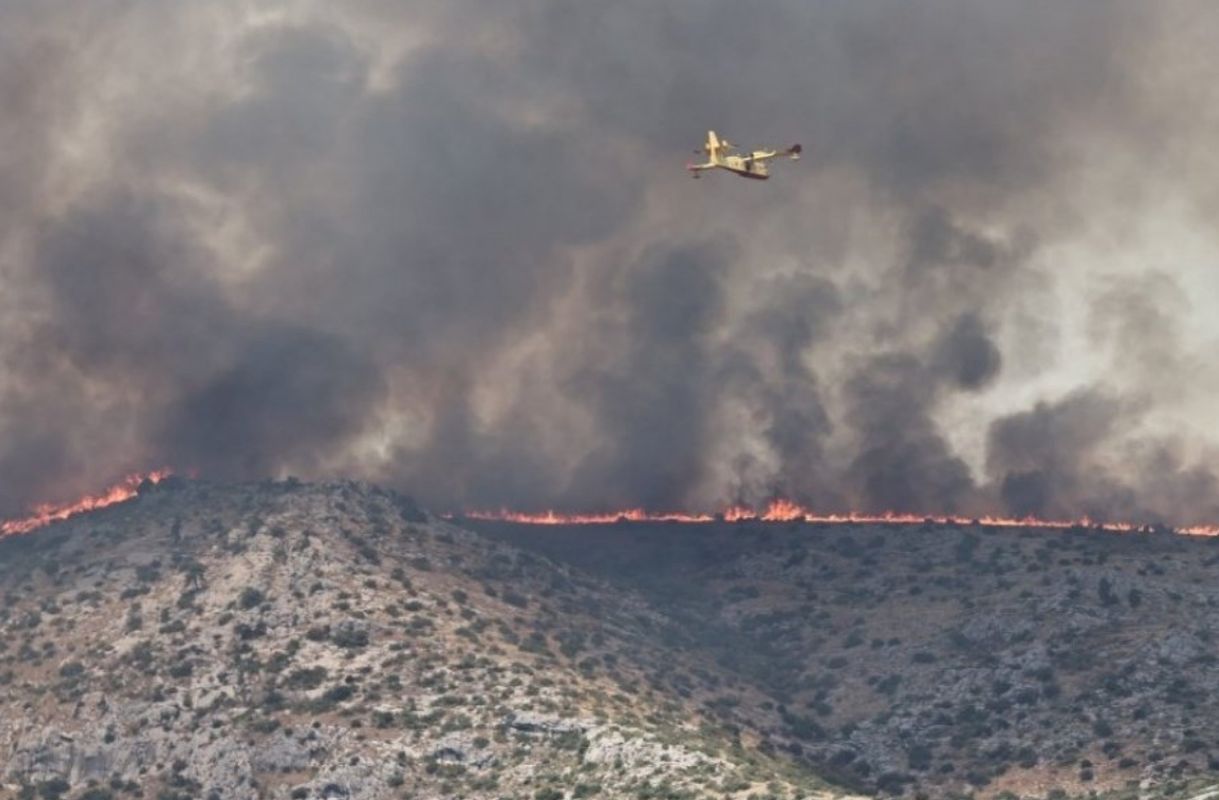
3,1,1219,525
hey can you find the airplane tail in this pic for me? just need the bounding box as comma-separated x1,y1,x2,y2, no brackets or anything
707,131,738,162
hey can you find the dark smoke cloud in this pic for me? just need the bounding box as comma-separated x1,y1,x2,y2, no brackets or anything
731,274,842,505
2,1,1219,524
987,391,1127,519
932,313,1002,391
844,354,974,513
563,244,729,510
159,325,385,480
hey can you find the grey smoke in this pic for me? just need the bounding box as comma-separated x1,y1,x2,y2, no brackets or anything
2,1,1219,525
844,353,974,513
933,314,1002,391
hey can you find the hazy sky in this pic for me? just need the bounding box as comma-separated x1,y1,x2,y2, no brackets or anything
4,1,1219,524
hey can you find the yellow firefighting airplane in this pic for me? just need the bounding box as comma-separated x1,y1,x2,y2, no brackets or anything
687,130,802,180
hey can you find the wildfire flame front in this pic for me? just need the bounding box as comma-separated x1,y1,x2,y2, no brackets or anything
462,499,1219,537
7,475,1219,539
0,470,173,537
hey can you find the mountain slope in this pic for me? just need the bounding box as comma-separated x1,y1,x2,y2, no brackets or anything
476,519,1219,799
0,481,853,800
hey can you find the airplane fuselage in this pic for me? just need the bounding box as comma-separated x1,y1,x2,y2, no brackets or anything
719,155,769,180
688,131,798,180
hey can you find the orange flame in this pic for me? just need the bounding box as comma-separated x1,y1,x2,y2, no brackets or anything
464,508,716,525
8,475,1219,541
461,498,1219,537
0,470,173,538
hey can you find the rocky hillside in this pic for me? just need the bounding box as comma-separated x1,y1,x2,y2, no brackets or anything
475,519,1219,800
5,480,1219,800
0,481,852,800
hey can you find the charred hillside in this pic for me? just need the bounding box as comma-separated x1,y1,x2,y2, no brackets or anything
474,519,1219,800
0,480,849,800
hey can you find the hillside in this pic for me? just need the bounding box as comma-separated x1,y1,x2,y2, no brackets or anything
0,480,851,800
474,519,1219,799
5,480,1219,800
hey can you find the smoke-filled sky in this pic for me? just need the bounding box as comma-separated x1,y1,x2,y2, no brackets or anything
4,1,1219,524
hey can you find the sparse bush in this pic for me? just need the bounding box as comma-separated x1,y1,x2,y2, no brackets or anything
907,743,933,771
286,667,328,690
77,789,116,800
135,564,160,584
877,771,912,793
234,621,267,640
781,708,826,742
58,661,84,680
502,590,529,609
876,674,901,696
323,684,354,704
35,778,70,800
331,621,369,649
239,587,265,610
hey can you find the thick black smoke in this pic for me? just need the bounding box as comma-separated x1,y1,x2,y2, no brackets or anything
3,1,1219,524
